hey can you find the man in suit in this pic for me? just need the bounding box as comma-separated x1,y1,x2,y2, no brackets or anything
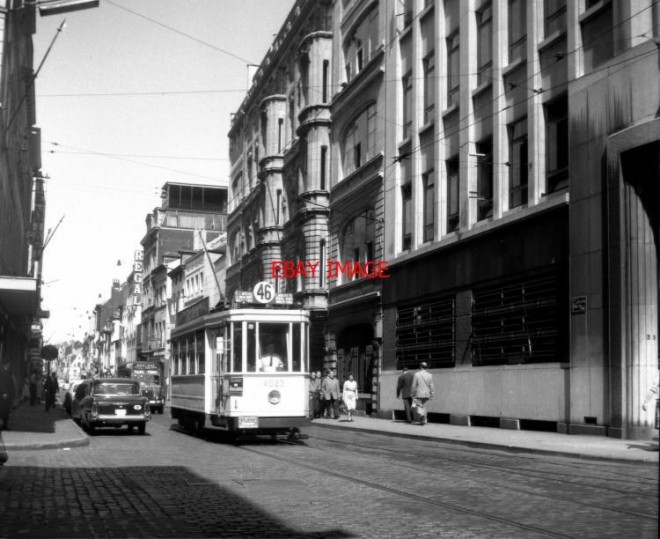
411,362,434,425
321,370,340,420
396,367,415,424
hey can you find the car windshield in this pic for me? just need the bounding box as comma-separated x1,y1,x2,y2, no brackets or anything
94,383,139,396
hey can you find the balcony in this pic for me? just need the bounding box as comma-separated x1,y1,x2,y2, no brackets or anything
151,209,226,231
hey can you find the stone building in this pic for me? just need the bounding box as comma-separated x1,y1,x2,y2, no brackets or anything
226,0,333,369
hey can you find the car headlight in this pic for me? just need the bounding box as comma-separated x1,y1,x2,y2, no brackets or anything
133,404,142,411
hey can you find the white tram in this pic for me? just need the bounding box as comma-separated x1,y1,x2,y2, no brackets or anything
170,307,310,439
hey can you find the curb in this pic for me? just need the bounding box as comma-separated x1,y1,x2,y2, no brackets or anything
312,422,660,465
4,435,89,452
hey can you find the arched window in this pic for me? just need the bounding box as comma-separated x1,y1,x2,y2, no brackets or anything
339,209,376,284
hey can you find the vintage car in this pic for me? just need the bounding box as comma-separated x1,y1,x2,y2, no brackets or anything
71,378,151,435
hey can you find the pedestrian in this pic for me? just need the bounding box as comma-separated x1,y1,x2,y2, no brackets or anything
29,370,38,406
321,369,340,420
642,375,659,430
314,371,323,418
0,356,16,430
342,374,358,422
21,375,30,403
396,366,415,424
308,371,321,419
411,362,434,425
35,372,43,404
44,372,59,412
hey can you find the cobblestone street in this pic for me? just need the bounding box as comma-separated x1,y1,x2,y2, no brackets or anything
1,414,657,538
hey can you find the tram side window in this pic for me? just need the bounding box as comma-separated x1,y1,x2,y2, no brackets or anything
196,330,205,374
247,323,257,372
232,323,242,372
292,323,302,372
259,323,288,372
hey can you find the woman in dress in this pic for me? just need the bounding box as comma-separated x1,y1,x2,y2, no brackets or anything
342,374,358,422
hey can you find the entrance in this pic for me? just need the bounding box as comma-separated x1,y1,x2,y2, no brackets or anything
336,324,376,414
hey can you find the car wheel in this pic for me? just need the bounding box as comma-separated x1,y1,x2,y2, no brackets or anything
137,423,146,435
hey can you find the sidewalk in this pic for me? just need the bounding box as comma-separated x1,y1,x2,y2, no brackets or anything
1,403,657,465
312,415,660,464
0,399,88,463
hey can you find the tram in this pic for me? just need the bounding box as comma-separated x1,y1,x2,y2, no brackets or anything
169,306,310,440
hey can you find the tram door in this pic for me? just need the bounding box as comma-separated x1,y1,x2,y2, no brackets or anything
336,324,376,414
211,325,229,415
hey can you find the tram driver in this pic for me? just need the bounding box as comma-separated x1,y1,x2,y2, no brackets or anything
260,344,284,373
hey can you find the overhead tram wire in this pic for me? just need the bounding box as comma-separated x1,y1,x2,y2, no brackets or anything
44,140,225,184
105,0,255,65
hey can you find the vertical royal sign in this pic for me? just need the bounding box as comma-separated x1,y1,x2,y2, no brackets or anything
133,250,143,305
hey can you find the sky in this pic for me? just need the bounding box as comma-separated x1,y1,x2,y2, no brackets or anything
35,0,295,343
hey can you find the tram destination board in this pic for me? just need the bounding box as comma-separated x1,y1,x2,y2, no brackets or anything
238,416,259,429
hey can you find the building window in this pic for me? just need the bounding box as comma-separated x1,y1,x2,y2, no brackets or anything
476,139,493,221
339,211,375,284
472,271,564,366
447,32,460,108
276,189,282,225
320,145,328,190
342,104,378,177
446,157,459,232
508,0,527,63
277,118,283,153
396,298,456,369
403,0,413,27
344,5,379,83
476,3,493,86
322,60,329,103
319,239,325,287
422,169,435,243
401,184,412,251
423,52,435,125
544,0,566,38
545,95,568,193
402,72,413,139
509,119,528,208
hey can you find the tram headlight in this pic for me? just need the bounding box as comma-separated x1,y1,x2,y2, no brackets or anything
268,390,281,405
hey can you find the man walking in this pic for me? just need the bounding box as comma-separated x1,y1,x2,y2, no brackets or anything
321,370,340,420
396,367,415,424
411,362,434,425
0,356,16,430
309,371,321,419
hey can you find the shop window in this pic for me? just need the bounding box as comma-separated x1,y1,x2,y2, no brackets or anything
472,271,563,366
396,297,455,369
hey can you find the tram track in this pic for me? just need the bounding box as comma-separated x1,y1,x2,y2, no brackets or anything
237,444,576,539
308,430,658,499
297,436,657,521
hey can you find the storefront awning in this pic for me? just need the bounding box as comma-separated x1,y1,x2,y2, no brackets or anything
0,276,38,316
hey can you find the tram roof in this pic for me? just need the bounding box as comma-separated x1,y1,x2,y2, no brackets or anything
171,307,310,338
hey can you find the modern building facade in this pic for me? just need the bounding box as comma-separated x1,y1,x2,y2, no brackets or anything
361,0,659,439
227,0,334,368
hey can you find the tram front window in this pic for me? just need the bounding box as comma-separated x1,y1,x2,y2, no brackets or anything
258,323,288,373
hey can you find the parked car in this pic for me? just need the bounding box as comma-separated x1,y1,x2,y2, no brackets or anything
71,378,151,435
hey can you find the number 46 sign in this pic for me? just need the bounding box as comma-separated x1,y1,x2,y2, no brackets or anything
253,281,275,304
